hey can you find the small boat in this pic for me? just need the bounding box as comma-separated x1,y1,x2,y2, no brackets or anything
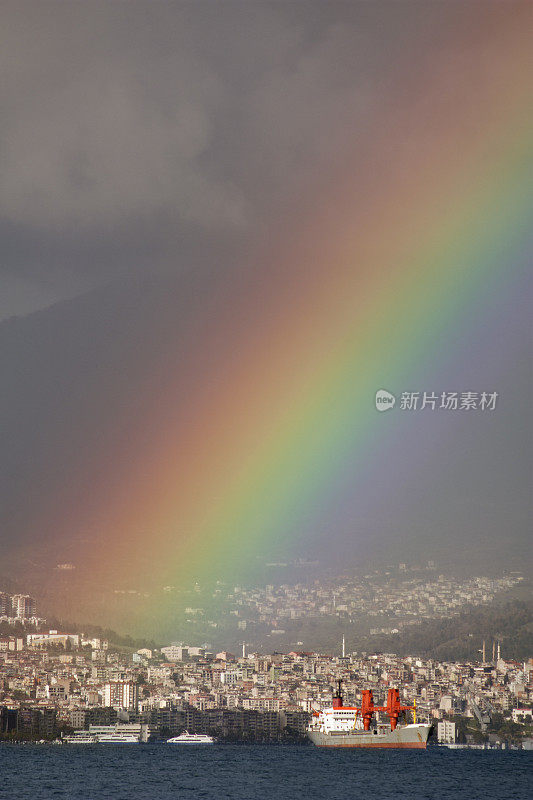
167,731,215,744
62,731,98,744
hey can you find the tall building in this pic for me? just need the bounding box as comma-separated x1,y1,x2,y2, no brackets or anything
11,595,36,619
103,681,138,710
0,592,12,615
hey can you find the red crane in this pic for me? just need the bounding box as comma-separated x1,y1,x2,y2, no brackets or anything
330,682,416,731
360,689,374,730
343,686,416,731
375,688,416,731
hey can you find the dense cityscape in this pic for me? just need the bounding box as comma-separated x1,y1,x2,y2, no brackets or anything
1,571,531,748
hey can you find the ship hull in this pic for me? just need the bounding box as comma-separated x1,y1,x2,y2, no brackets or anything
307,724,431,749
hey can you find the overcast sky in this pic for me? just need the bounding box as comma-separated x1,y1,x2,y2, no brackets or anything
0,0,460,319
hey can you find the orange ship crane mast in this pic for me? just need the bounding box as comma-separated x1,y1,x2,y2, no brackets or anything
333,684,416,732
361,687,416,731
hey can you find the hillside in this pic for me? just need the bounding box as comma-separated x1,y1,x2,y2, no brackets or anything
366,599,532,662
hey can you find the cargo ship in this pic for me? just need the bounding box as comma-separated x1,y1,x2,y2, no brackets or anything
307,682,432,748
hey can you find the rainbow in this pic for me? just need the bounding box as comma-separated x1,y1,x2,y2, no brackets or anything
22,6,532,625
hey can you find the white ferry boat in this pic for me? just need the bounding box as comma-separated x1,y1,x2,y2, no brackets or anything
93,729,140,743
167,731,215,744
63,723,150,744
62,731,98,744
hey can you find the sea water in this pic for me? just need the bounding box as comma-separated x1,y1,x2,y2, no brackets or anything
0,744,530,800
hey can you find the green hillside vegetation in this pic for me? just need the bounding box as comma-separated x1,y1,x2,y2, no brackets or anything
369,600,532,661
190,598,532,661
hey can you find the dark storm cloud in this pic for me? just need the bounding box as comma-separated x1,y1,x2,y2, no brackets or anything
0,0,453,316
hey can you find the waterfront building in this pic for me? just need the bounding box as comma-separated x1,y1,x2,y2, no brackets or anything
437,720,456,743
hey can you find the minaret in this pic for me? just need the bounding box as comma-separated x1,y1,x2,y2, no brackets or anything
497,641,501,662
342,635,345,659
242,642,246,659
482,640,486,664
492,641,496,662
